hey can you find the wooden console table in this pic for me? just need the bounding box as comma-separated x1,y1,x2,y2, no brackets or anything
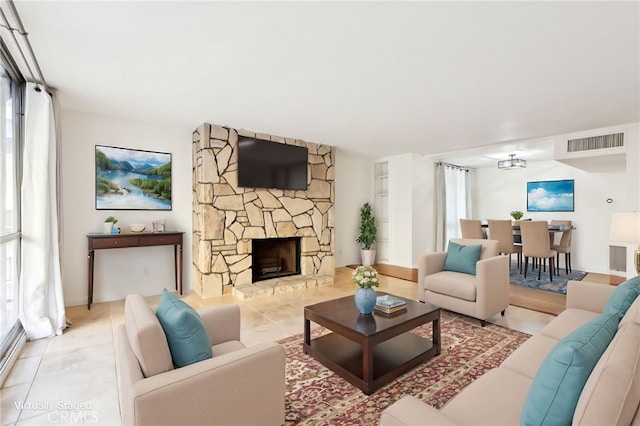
87,231,184,309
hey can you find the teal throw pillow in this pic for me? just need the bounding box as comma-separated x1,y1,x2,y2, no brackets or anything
155,289,212,368
604,275,640,320
521,312,619,425
443,241,482,275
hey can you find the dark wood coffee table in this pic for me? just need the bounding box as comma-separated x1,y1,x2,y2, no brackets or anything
303,293,440,395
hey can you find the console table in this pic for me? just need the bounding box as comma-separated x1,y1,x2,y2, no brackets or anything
87,231,184,309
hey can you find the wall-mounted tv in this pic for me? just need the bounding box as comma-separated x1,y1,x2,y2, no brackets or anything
237,137,308,190
527,179,575,212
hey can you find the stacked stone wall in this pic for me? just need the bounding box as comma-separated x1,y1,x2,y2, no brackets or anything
192,123,335,297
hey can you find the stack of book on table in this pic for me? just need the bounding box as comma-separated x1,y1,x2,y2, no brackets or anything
375,295,407,315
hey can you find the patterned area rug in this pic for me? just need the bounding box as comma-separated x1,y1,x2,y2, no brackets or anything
509,265,586,294
281,310,529,425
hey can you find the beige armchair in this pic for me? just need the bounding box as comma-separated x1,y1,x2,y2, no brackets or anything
116,294,286,426
418,238,509,326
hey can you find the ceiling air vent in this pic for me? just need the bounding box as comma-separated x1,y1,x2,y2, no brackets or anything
567,133,624,153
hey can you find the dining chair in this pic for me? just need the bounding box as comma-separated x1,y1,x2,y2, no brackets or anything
512,218,531,244
550,220,573,274
487,219,522,272
520,220,557,281
460,219,485,239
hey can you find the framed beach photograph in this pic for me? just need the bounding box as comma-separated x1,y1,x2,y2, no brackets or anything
527,179,574,212
95,145,172,210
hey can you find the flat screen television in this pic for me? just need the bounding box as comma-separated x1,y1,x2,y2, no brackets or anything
237,137,308,190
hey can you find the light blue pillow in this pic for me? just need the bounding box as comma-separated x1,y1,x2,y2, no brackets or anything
521,312,619,425
156,289,212,368
603,276,640,320
443,241,482,275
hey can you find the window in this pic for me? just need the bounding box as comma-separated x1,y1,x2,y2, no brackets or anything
0,40,24,377
444,165,470,241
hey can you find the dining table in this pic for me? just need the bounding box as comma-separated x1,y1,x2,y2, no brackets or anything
482,222,575,243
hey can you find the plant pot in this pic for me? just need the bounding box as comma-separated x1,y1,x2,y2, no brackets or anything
103,222,113,234
361,249,376,267
354,287,377,315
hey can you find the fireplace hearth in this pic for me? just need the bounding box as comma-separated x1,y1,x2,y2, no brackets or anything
252,237,301,283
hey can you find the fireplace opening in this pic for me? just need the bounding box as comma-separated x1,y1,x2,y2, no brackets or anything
251,237,301,283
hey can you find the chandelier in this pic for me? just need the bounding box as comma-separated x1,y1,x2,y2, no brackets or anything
498,154,527,170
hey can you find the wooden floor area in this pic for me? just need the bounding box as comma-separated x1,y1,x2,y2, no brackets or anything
508,284,566,316
348,264,626,316
346,264,418,282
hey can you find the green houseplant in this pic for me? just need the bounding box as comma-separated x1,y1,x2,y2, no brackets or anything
356,202,377,266
510,210,524,221
104,216,118,234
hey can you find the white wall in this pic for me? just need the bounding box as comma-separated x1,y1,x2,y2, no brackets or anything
411,155,434,261
474,123,639,276
334,148,373,266
60,110,193,306
59,111,638,307
61,114,373,305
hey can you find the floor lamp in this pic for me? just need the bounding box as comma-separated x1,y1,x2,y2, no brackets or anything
610,212,640,275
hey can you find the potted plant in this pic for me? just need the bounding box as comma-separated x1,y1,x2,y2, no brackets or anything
510,210,524,221
356,202,377,266
352,266,380,315
104,216,118,234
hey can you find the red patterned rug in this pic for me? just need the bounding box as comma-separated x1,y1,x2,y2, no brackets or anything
281,310,530,425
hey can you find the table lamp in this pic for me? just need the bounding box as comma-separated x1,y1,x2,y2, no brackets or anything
609,212,640,275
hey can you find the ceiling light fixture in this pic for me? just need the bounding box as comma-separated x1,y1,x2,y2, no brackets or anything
498,154,527,170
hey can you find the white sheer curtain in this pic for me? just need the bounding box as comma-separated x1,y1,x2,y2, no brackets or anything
435,162,472,250
19,83,66,340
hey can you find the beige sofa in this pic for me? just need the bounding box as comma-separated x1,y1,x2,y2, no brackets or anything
419,238,510,326
381,280,640,425
116,294,286,426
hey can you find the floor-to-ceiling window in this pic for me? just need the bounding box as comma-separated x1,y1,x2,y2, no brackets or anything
0,41,24,381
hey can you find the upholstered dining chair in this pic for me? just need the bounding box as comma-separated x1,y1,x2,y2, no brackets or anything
550,220,573,274
488,219,522,272
460,219,485,239
512,218,531,244
520,220,557,281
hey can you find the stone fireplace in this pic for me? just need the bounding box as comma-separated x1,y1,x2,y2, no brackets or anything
192,123,335,298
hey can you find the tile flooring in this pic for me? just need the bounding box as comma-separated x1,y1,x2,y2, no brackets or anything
1,267,554,425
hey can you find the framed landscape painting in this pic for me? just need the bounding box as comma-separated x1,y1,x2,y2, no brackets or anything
527,179,574,212
95,145,172,210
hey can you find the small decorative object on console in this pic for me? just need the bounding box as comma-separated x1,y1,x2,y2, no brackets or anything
104,215,118,234
130,223,145,232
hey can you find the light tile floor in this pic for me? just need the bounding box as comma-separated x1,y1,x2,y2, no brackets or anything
1,267,554,425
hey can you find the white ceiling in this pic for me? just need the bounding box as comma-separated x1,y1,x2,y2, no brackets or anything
10,1,640,163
